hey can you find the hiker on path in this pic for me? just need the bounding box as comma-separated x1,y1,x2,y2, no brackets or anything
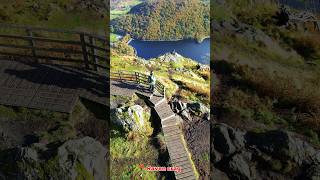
148,71,156,93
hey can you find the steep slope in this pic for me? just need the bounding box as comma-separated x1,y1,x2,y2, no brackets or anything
212,0,320,179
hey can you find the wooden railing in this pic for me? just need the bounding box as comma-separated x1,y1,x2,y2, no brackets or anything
111,71,166,97
0,24,108,71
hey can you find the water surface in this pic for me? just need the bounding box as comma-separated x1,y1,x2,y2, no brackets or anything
129,38,210,64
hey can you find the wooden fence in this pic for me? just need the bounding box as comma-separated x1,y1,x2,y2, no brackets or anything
111,71,166,97
0,24,108,71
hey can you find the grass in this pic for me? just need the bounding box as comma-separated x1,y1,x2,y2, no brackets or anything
111,33,120,43
0,1,107,34
111,49,210,104
116,164,157,180
110,0,143,20
76,162,94,180
213,58,320,145
0,105,68,121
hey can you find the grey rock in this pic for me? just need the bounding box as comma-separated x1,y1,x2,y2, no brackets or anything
187,102,209,116
211,167,229,180
57,136,107,180
113,105,149,133
17,147,38,162
212,123,245,155
246,130,317,165
180,110,192,122
226,153,252,180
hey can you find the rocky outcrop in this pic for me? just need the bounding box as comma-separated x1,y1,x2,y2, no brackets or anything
158,51,183,63
212,123,320,180
57,137,107,180
113,104,151,133
0,137,107,180
170,99,209,122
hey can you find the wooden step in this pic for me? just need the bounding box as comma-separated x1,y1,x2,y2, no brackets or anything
165,138,182,145
163,127,180,135
172,156,192,165
176,171,195,180
177,164,194,173
176,171,196,180
170,151,189,160
162,122,179,130
170,150,189,158
166,141,184,149
171,155,189,163
163,130,180,136
167,145,187,154
178,168,194,176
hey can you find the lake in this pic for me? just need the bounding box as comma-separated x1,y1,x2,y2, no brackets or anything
129,38,210,64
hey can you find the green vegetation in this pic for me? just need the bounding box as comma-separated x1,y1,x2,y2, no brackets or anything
0,105,68,121
111,0,143,20
110,95,159,179
111,0,209,42
213,0,320,146
118,164,157,180
76,162,94,180
0,0,107,33
111,47,210,104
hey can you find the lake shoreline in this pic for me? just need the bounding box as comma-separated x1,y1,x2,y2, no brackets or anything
128,38,210,64
113,33,210,43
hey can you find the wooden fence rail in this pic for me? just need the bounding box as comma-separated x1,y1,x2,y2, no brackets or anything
111,71,165,97
0,24,108,71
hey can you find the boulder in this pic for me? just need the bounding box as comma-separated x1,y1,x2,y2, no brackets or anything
226,153,252,180
245,130,317,165
17,147,38,162
128,105,145,128
187,102,209,116
212,123,245,155
113,105,150,133
180,110,192,122
170,98,187,113
57,137,107,180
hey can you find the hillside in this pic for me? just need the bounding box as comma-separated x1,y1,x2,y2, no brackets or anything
212,0,320,179
0,0,107,33
110,36,210,178
111,0,210,42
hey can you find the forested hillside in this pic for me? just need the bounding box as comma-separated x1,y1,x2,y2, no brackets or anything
111,0,210,42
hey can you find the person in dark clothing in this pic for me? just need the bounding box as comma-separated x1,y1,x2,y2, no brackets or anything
148,71,156,93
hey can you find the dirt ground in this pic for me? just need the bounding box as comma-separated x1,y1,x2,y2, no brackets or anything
184,117,210,179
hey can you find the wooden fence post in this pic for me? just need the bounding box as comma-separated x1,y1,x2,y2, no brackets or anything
26,28,37,63
118,70,122,81
80,33,89,69
89,36,98,71
135,72,139,84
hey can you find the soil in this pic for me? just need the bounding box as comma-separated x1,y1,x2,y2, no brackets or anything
0,117,56,150
183,117,210,180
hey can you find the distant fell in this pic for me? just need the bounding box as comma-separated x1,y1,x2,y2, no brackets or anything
111,0,210,42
